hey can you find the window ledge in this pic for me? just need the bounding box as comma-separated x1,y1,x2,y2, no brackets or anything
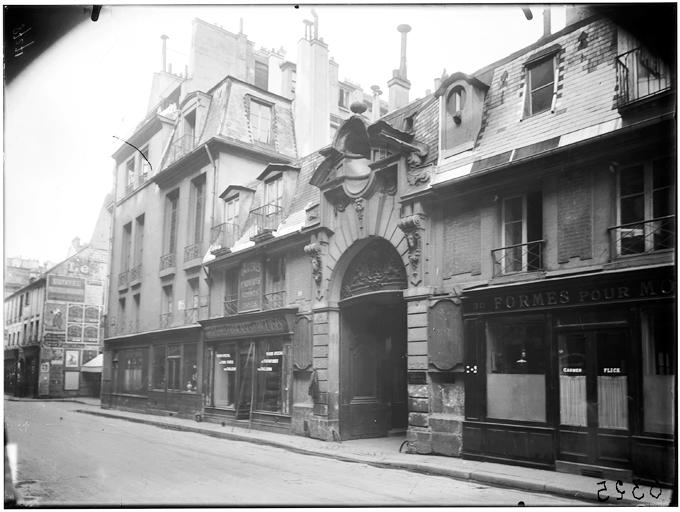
159,267,176,279
490,271,547,285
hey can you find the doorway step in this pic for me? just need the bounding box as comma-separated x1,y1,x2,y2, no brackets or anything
556,460,632,482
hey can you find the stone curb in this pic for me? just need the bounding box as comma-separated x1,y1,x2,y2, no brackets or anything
7,397,96,406
75,408,640,505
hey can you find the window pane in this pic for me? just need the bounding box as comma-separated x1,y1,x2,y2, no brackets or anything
255,340,290,413
559,334,587,426
505,221,523,246
596,332,628,430
152,346,165,389
653,158,672,188
531,85,553,113
620,166,644,196
530,59,554,89
214,345,237,408
653,188,672,218
620,195,645,224
183,344,198,392
504,197,523,222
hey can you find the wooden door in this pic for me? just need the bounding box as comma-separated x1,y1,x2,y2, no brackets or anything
558,329,632,468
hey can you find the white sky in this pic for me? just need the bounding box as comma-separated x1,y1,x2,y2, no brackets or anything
4,4,566,264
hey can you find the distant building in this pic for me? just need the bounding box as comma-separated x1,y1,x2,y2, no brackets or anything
4,258,48,298
4,196,111,398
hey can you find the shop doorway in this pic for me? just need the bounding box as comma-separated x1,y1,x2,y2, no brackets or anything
340,297,407,440
557,329,632,472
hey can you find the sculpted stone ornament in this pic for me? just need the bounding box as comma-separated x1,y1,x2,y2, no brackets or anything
398,214,425,286
354,198,365,230
304,243,323,299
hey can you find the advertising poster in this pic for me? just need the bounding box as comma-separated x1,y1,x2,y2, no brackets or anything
83,325,99,343
68,304,83,323
44,303,66,332
47,275,85,303
238,261,262,311
65,350,79,368
84,305,100,324
67,324,83,342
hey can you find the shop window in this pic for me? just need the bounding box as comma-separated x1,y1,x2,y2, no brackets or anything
494,192,543,275
249,99,272,144
559,333,587,426
255,340,291,414
213,344,237,408
183,344,198,392
486,321,546,422
120,349,145,393
152,344,198,392
642,306,675,434
614,158,675,256
167,344,182,390
152,345,166,389
524,56,556,117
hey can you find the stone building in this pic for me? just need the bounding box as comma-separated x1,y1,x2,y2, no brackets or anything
102,8,675,485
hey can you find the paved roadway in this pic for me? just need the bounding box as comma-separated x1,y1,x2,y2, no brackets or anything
5,399,587,507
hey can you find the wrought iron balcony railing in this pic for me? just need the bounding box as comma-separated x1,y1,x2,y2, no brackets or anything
492,240,544,277
184,242,203,263
160,312,174,330
616,48,672,107
183,304,209,325
160,252,176,271
129,264,142,283
223,295,239,316
210,222,240,252
125,181,135,196
167,134,195,165
608,215,675,258
118,270,129,287
263,290,286,310
249,203,283,237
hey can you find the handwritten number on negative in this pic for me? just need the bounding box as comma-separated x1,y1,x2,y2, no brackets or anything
631,480,644,500
597,481,609,502
615,480,625,500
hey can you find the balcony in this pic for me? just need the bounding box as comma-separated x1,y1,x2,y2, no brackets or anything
125,181,135,196
160,252,176,272
224,295,239,316
263,290,286,310
609,216,675,258
249,204,283,240
160,312,174,329
183,305,208,325
166,134,195,165
492,240,544,277
616,48,672,108
210,222,240,253
129,264,142,284
184,242,203,263
118,270,129,288
106,317,141,338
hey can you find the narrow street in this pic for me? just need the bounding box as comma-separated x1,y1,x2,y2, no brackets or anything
5,399,587,507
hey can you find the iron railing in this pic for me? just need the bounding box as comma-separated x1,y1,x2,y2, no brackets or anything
160,252,176,271
608,215,675,257
184,303,209,324
184,242,203,263
160,312,174,329
249,204,283,236
129,264,142,283
492,240,544,277
616,48,672,107
167,134,195,165
263,290,286,310
224,295,239,316
118,270,129,287
210,222,240,251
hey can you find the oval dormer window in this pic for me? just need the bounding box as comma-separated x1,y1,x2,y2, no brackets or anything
446,86,466,125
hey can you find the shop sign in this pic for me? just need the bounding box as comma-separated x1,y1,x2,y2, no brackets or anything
204,315,290,340
464,274,674,314
47,275,85,303
562,367,583,374
238,261,262,312
216,352,236,372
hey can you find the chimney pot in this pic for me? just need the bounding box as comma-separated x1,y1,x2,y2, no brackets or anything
161,34,169,72
543,8,551,38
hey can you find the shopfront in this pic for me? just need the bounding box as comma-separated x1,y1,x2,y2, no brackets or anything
201,309,297,431
461,265,675,484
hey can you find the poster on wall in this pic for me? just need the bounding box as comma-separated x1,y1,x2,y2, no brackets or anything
44,303,66,332
68,304,84,323
67,324,83,342
84,306,100,324
47,275,85,302
65,350,79,368
238,261,262,312
83,325,99,343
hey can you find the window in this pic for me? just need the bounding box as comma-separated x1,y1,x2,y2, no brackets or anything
119,348,146,393
264,255,286,309
161,285,173,328
338,88,350,108
152,344,197,392
255,339,291,414
525,57,556,117
184,110,196,146
134,215,144,269
496,192,543,274
190,175,206,246
249,100,272,144
642,306,675,434
265,175,283,210
186,278,200,323
213,344,237,408
125,158,135,191
254,60,269,90
122,222,132,272
164,190,179,256
117,298,126,329
139,146,150,181
446,86,466,124
132,293,140,331
224,196,239,226
152,345,166,389
486,321,546,422
616,158,675,255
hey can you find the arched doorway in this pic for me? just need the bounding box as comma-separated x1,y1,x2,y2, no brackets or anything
338,238,408,440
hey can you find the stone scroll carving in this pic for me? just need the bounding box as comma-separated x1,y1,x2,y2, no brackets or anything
304,243,323,300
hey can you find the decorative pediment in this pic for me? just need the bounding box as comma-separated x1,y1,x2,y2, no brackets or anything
341,239,407,299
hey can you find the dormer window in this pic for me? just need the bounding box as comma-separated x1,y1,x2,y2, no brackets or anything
249,99,273,144
522,45,560,118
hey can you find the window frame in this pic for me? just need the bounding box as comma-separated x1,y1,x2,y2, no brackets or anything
523,53,558,118
189,175,206,246
248,98,273,145
164,189,180,255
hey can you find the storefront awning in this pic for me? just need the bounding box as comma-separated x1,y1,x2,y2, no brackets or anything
81,353,102,373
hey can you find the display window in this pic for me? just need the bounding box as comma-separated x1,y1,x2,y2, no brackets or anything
151,343,198,393
486,320,546,422
255,340,291,414
114,348,147,394
642,305,675,434
213,343,237,409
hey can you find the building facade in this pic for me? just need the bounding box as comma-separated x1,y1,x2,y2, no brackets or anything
101,9,675,485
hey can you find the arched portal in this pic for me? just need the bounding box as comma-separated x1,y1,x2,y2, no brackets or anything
337,238,408,440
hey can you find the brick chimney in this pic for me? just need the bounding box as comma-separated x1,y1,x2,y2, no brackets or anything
387,24,411,112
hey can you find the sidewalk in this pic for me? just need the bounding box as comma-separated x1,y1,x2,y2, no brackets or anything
8,396,673,506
